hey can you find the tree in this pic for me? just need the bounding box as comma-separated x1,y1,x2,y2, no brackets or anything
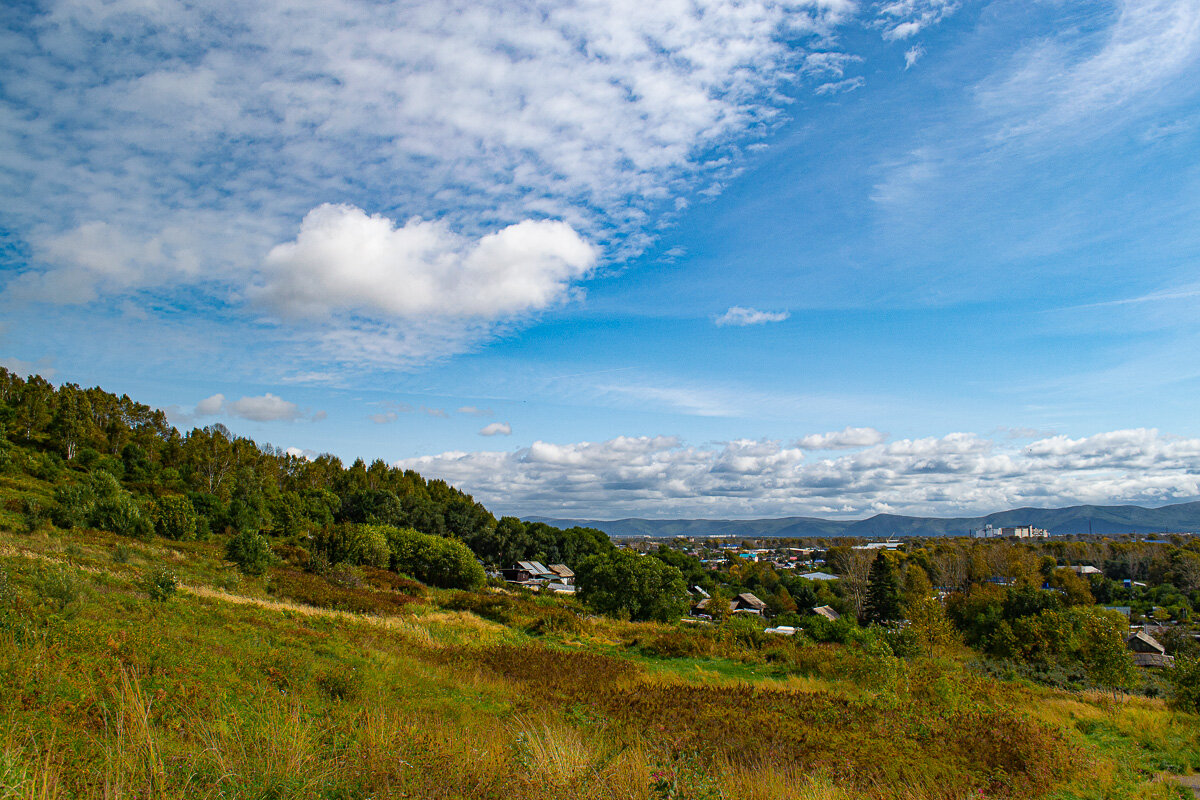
1169,655,1200,714
907,594,957,658
1077,607,1136,698
576,550,689,622
382,526,484,589
149,494,198,541
226,531,276,576
864,552,902,624
827,546,875,619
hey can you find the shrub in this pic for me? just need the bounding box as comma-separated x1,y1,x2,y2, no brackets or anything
149,494,198,540
316,668,361,701
226,531,277,576
92,493,153,539
32,564,83,612
111,544,132,564
311,523,391,568
141,566,178,602
1169,655,1200,714
384,526,485,590
51,483,94,528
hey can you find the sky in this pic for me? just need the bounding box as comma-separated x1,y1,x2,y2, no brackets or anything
3,0,1200,520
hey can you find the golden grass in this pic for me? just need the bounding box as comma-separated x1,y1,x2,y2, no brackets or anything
510,715,604,788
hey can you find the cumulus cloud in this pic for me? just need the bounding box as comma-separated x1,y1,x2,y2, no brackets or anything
796,426,887,449
714,306,791,327
186,392,320,422
259,205,598,321
479,422,513,436
396,428,1200,518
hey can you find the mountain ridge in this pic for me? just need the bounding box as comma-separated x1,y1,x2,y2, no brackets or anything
524,500,1200,538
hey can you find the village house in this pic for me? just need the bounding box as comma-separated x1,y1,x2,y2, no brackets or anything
812,605,841,622
1126,631,1174,668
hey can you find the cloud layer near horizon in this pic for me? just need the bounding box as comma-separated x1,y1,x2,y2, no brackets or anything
395,427,1200,518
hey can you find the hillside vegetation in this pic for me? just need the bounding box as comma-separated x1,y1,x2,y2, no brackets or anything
0,370,1198,799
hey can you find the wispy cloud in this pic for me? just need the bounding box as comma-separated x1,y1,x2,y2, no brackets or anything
715,306,790,326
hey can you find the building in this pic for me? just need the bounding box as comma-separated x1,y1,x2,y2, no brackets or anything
799,571,839,581
1069,565,1102,576
501,561,554,584
547,564,575,584
811,605,841,622
971,524,1049,539
1126,631,1174,668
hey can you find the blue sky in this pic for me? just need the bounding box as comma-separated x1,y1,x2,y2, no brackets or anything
3,0,1200,519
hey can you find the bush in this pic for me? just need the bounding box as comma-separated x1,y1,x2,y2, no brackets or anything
149,494,198,540
384,526,485,590
141,566,178,602
92,494,152,539
32,564,83,612
226,531,277,576
51,483,94,528
1169,655,1200,714
311,523,391,568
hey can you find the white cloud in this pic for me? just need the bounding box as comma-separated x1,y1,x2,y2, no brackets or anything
479,422,513,436
259,204,598,321
904,44,925,69
195,394,226,416
228,393,303,422
875,0,960,41
715,306,791,326
796,426,887,449
396,428,1200,518
186,391,318,422
814,77,865,95
458,406,494,417
1,0,884,368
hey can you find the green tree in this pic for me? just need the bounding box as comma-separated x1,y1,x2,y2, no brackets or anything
864,552,903,624
907,594,957,659
149,494,198,541
575,550,689,622
226,531,276,576
1077,607,1136,698
382,526,484,589
1169,655,1200,714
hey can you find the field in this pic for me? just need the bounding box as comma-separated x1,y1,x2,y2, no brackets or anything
1,493,1198,799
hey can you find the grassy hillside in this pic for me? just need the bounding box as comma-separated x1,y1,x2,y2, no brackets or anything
2,484,1198,799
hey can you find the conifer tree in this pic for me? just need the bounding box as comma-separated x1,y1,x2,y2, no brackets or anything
864,551,903,624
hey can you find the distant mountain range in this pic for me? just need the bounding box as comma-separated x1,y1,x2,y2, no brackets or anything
524,501,1200,538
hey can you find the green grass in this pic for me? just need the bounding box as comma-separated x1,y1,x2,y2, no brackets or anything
0,520,1196,799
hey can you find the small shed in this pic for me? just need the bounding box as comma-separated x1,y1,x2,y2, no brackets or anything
547,564,575,584
812,605,841,622
1127,631,1166,655
732,592,767,615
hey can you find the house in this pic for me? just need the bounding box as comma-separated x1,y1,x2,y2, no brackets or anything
547,564,575,585
690,592,768,617
1069,565,1102,576
799,571,839,581
811,605,841,622
732,592,767,615
1126,631,1175,667
501,561,554,584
